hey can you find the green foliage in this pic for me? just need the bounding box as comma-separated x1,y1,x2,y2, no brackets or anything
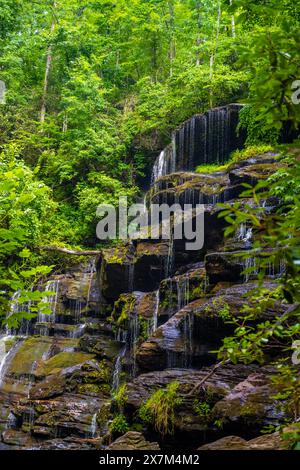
113,384,128,412
238,106,279,146
193,400,211,422
109,414,129,434
196,144,275,173
138,381,182,437
0,149,55,326
217,149,300,422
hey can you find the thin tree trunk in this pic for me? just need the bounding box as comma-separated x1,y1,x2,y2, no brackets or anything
195,1,202,66
40,1,57,124
39,246,102,256
209,1,221,107
186,359,231,396
168,0,176,77
230,0,236,37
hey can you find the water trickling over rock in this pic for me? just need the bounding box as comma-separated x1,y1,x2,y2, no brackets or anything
151,104,245,183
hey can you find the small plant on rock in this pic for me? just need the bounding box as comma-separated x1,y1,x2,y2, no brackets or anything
138,381,182,437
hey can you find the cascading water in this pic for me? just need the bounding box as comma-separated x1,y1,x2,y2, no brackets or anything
151,150,166,184
0,337,22,389
151,104,244,184
148,290,159,335
183,312,194,368
176,275,190,310
129,314,140,378
6,289,33,336
112,344,127,392
38,280,60,324
88,413,98,438
165,232,175,278
85,259,96,308
236,223,253,248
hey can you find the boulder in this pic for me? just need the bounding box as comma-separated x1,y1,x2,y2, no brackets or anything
124,366,260,436
198,431,284,450
212,372,287,433
108,431,160,450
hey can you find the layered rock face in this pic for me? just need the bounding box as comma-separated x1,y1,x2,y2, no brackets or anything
0,104,293,451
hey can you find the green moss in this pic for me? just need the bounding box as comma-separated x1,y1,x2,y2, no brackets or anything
112,294,136,327
36,351,95,376
195,163,229,173
195,145,275,174
77,384,102,394
113,383,128,411
9,337,52,376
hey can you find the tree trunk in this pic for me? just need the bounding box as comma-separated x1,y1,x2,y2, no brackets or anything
168,0,176,77
209,1,221,107
39,246,102,256
195,0,202,66
40,1,57,124
230,0,236,38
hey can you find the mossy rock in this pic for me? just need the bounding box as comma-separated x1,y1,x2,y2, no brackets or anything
36,351,95,377
8,337,53,377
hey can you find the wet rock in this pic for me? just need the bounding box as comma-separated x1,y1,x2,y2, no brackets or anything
198,432,284,450
79,335,121,361
35,351,96,378
158,265,206,318
30,436,101,450
14,394,110,439
124,366,261,435
101,241,170,301
228,159,284,187
1,429,39,447
198,435,248,450
137,282,284,371
29,375,66,400
212,373,287,433
108,431,160,450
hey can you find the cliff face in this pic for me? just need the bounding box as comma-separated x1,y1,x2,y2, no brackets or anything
0,105,291,451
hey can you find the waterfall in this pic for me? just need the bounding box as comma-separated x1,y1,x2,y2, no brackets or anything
148,290,159,335
112,344,127,392
243,257,259,282
165,233,175,278
129,314,140,377
183,312,193,368
150,104,244,183
38,280,60,323
0,336,21,389
86,259,96,308
88,413,98,438
128,264,135,292
236,223,253,247
71,323,86,339
176,275,190,310
6,412,17,430
6,289,33,336
73,299,82,324
151,150,167,184
243,255,286,282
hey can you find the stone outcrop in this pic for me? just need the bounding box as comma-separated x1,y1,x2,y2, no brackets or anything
198,432,284,450
108,431,160,450
136,282,286,372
